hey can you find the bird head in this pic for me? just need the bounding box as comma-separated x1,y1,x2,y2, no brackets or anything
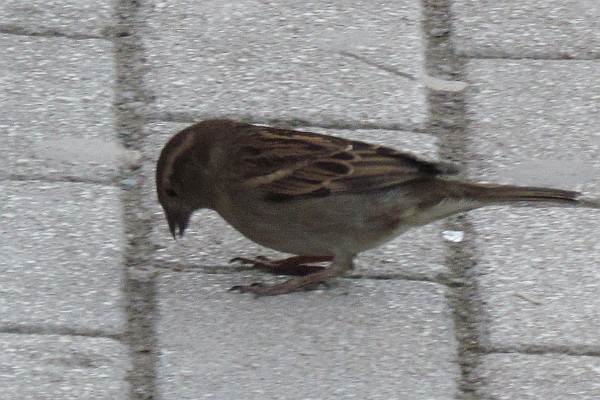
155,123,218,238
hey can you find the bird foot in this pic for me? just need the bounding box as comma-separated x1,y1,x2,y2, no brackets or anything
230,255,332,276
230,256,352,296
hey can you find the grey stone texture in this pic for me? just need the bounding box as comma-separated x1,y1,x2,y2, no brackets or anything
477,353,600,399
0,1,131,396
155,272,459,400
0,35,121,183
466,60,600,180
0,181,126,334
140,1,428,126
451,2,600,397
0,333,130,400
452,0,600,58
0,0,115,37
464,59,600,350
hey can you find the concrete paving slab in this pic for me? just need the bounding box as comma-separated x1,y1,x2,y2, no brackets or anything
0,35,120,183
0,333,130,400
0,181,126,335
144,122,449,279
477,353,600,399
471,207,600,349
465,59,600,169
465,59,600,193
155,271,459,400
0,0,114,37
141,0,427,126
464,60,600,349
452,1,600,58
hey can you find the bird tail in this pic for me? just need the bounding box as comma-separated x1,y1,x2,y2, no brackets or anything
454,181,585,206
400,179,597,227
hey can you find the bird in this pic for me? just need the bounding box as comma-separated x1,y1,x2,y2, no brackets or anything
156,119,598,296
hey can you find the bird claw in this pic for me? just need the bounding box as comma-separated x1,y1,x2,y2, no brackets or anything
229,256,341,296
229,255,331,276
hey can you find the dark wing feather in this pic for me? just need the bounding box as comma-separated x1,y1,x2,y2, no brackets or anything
232,125,456,201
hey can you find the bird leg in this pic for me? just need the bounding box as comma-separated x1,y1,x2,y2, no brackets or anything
230,257,353,296
230,255,332,276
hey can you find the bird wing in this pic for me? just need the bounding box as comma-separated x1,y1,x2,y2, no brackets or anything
232,125,457,201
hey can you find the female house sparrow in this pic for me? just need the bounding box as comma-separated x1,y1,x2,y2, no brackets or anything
156,119,596,296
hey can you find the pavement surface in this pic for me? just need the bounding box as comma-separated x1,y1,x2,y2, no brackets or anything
1,0,599,399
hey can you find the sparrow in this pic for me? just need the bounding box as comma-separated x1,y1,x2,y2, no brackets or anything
156,119,598,296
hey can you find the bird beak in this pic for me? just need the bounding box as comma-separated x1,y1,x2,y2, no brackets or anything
165,207,192,239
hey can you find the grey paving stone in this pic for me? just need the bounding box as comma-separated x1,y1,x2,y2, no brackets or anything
0,181,126,334
145,122,449,279
472,207,600,348
452,1,600,58
464,60,600,349
466,59,600,183
0,35,122,183
141,0,427,126
155,271,459,400
0,333,130,400
0,0,114,37
477,353,600,399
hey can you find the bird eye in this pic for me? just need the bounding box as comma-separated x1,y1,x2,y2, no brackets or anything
165,188,178,197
